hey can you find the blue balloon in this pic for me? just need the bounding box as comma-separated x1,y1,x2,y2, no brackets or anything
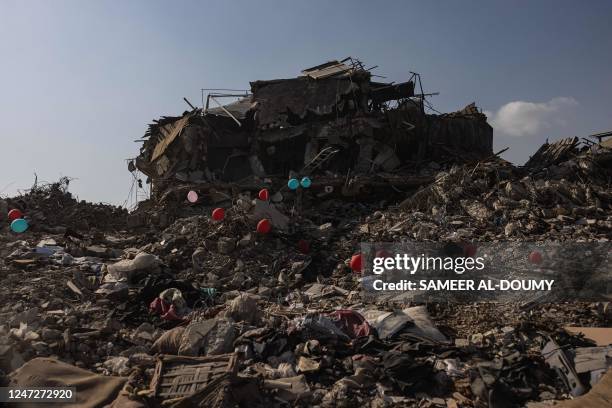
11,218,28,233
300,177,312,188
287,178,299,190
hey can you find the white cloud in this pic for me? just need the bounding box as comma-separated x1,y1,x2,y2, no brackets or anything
485,97,578,137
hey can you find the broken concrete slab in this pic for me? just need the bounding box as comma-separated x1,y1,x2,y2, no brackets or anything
106,252,159,282
249,200,289,231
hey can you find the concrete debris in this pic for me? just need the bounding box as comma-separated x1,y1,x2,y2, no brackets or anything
106,252,160,283
250,200,290,231
129,59,492,226
0,60,611,407
227,293,261,324
552,369,612,407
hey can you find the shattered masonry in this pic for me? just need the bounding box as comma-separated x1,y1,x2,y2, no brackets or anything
133,59,492,201
0,59,611,408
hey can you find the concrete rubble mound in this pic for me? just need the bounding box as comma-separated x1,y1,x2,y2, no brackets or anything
1,177,127,233
1,61,611,407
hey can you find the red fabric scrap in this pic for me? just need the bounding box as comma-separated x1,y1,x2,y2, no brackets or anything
149,298,184,321
328,309,371,338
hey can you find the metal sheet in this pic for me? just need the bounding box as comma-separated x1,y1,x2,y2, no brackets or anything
301,60,352,80
205,97,254,119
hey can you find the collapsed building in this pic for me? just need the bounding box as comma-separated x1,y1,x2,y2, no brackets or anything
132,59,493,199
2,61,612,407
1,135,611,407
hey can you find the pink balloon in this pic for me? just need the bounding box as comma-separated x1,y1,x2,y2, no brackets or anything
187,191,198,203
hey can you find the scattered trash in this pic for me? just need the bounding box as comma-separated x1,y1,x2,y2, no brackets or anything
554,369,612,407
328,309,371,339
149,288,189,321
103,356,131,376
106,252,159,283
542,339,586,396
0,60,610,407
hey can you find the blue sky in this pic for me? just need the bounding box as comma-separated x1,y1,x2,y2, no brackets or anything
1,1,611,205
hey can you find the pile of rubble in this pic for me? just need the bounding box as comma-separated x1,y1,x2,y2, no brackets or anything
1,60,611,407
1,177,127,233
380,138,612,242
130,59,492,210
0,134,610,408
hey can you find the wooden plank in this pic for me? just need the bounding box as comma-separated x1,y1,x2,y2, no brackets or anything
150,353,237,399
151,114,191,162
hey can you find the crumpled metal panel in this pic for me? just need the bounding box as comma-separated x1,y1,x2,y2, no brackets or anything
205,97,256,120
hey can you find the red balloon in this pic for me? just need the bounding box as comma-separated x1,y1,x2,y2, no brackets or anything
375,249,391,259
258,188,269,201
529,251,543,264
211,208,225,221
463,243,477,258
350,253,363,272
257,219,271,234
8,209,23,222
297,239,310,254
